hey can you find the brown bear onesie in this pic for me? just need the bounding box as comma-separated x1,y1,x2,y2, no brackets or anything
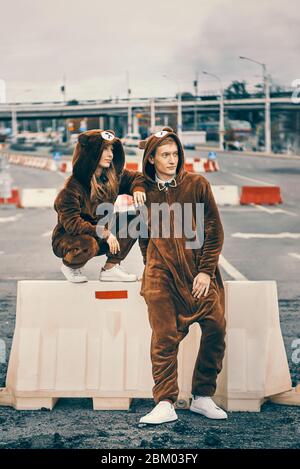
139,128,226,404
52,129,145,269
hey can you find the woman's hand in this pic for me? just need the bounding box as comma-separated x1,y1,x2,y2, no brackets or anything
192,272,211,299
133,191,146,206
106,233,120,255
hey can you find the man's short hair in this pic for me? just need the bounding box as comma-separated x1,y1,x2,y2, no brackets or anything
151,136,178,158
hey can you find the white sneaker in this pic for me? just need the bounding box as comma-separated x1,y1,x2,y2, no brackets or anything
190,396,228,420
99,264,137,282
139,401,178,425
61,264,88,283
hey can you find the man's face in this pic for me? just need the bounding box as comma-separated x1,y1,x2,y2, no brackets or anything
150,141,179,180
94,146,113,177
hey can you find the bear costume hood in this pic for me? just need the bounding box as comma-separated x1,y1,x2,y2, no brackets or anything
72,129,125,188
139,127,185,185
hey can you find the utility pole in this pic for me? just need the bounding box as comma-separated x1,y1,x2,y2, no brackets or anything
10,88,32,142
11,106,18,143
163,75,183,139
202,71,224,150
60,75,66,104
263,64,271,154
126,71,132,135
150,98,156,133
60,75,68,142
177,91,182,140
193,72,198,131
239,56,272,153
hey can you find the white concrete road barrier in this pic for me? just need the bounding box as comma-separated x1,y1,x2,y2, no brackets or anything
1,151,58,172
185,158,219,173
1,150,221,175
214,281,292,411
211,185,240,206
0,280,292,411
19,188,58,208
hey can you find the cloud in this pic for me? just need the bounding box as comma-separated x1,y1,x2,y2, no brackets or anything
0,0,298,100
173,0,300,89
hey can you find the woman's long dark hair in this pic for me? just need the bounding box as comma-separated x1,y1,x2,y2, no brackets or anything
71,141,119,202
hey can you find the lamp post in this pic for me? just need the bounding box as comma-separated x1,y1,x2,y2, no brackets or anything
163,75,182,139
150,97,156,133
126,71,132,135
239,56,271,153
60,75,66,104
9,88,32,142
202,71,224,150
193,72,199,131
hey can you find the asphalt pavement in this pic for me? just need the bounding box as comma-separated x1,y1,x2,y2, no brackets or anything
0,151,299,449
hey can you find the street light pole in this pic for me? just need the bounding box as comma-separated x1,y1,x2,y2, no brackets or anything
193,72,199,131
163,75,182,139
9,88,32,142
60,75,66,104
239,56,271,153
219,86,225,151
150,97,156,133
177,90,182,140
263,64,271,154
126,71,132,135
202,71,224,150
11,106,18,142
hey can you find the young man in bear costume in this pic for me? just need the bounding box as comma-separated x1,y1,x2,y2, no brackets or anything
138,127,227,424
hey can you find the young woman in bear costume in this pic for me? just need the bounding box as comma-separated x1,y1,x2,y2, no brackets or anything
52,129,145,283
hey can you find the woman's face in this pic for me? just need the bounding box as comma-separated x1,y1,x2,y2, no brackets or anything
95,145,113,176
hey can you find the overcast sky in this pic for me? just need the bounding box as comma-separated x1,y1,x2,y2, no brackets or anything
0,0,299,102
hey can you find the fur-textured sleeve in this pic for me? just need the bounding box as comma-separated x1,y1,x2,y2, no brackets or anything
197,179,224,278
54,187,98,237
118,170,146,195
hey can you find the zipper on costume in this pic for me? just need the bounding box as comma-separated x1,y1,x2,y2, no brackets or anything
165,187,195,313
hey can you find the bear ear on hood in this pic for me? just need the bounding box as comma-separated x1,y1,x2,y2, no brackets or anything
78,133,89,147
105,129,116,136
139,139,147,149
162,126,174,133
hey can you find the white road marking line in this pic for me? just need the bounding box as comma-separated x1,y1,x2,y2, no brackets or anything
219,254,248,280
230,172,275,186
0,214,22,223
250,203,297,217
288,253,300,261
42,230,52,237
0,276,28,280
220,205,297,216
232,232,300,239
220,207,257,212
